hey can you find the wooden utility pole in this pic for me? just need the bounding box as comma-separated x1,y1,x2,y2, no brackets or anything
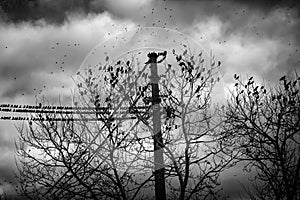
148,52,166,200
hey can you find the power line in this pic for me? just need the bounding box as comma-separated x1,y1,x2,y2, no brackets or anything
0,104,149,121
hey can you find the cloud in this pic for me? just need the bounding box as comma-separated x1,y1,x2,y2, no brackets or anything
0,123,19,186
98,0,154,19
0,154,16,183
172,1,300,82
0,12,136,101
0,0,105,24
0,0,158,26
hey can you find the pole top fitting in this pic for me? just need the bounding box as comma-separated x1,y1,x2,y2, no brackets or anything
147,52,159,63
146,51,167,64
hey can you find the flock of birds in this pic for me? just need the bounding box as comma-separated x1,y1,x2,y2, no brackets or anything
0,0,299,102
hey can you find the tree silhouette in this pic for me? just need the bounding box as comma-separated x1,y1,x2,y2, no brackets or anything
219,74,300,200
15,47,233,199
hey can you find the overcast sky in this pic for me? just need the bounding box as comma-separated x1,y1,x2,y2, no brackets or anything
0,0,299,199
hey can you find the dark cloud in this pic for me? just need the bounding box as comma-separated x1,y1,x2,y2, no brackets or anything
0,164,15,183
0,0,105,24
221,179,249,199
168,0,300,14
233,0,300,15
1,0,299,26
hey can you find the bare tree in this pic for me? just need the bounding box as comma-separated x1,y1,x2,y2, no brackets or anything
219,74,300,200
157,49,235,200
15,104,153,200
15,46,234,199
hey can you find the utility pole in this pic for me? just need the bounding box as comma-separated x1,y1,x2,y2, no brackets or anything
148,52,166,200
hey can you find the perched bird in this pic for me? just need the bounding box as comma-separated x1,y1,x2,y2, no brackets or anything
176,55,182,62
234,74,239,80
195,85,201,93
279,76,286,81
166,64,172,73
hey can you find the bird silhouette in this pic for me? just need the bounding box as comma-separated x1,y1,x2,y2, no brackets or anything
279,76,286,81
